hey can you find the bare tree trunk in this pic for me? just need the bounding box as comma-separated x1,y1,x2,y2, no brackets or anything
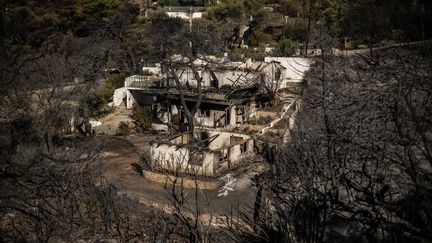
169,61,204,133
305,0,313,57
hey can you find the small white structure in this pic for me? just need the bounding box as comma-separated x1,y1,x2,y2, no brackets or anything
166,11,203,19
112,87,128,107
150,130,254,176
142,63,161,76
164,6,205,21
264,57,311,84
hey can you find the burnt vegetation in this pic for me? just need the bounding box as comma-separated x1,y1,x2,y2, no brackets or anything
1,0,432,242
238,46,432,243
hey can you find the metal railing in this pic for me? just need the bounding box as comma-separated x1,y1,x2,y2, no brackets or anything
125,75,158,88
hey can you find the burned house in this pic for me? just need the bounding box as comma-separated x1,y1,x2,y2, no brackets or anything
150,130,254,176
121,57,299,131
116,57,311,175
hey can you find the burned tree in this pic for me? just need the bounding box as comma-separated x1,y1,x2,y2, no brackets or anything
228,25,432,242
164,56,206,133
145,16,225,133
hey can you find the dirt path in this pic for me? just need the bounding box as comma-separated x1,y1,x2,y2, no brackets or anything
98,135,259,219
93,105,133,136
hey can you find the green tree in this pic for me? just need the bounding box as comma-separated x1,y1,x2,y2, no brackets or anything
205,0,246,21
278,0,303,17
132,104,152,130
284,22,307,42
248,30,273,47
343,0,390,58
273,38,297,56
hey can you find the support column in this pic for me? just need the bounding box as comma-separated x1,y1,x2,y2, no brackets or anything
229,106,237,127
126,90,136,109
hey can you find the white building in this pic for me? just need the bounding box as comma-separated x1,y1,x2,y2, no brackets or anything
150,130,254,176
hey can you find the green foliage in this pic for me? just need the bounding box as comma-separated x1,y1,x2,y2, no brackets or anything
117,121,129,136
6,5,63,47
159,0,179,6
248,30,273,47
195,15,240,48
85,94,114,119
284,23,307,42
85,74,123,118
3,0,139,49
278,0,303,17
230,47,266,61
132,105,152,131
273,38,297,56
146,9,168,20
97,74,124,101
250,7,272,27
245,0,265,14
205,0,246,21
80,0,123,15
140,151,152,170
248,115,274,125
343,1,391,46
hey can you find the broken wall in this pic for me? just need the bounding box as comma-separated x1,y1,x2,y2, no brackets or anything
150,142,219,176
195,109,226,128
150,130,254,176
170,68,260,89
204,130,254,165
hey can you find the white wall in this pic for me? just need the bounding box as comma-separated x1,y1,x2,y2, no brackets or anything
126,90,136,109
150,142,218,176
166,11,203,20
142,65,161,75
172,68,260,88
112,87,128,107
213,70,260,87
204,130,253,165
229,106,237,127
264,57,311,85
150,130,253,176
195,109,226,128
203,130,251,150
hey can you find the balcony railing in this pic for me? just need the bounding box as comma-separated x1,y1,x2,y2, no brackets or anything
125,75,158,88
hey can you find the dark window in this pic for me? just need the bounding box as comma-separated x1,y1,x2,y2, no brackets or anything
201,109,210,117
189,151,204,166
240,143,247,154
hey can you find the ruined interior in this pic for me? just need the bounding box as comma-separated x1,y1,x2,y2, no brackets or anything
150,130,253,176
123,59,292,130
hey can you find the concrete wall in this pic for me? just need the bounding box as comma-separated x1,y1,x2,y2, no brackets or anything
126,90,136,109
229,106,237,126
171,133,189,144
150,130,253,176
172,69,260,88
113,87,128,107
150,142,218,176
227,139,254,165
203,130,253,166
203,130,252,149
213,70,260,87
263,57,311,85
195,109,226,128
151,123,168,131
